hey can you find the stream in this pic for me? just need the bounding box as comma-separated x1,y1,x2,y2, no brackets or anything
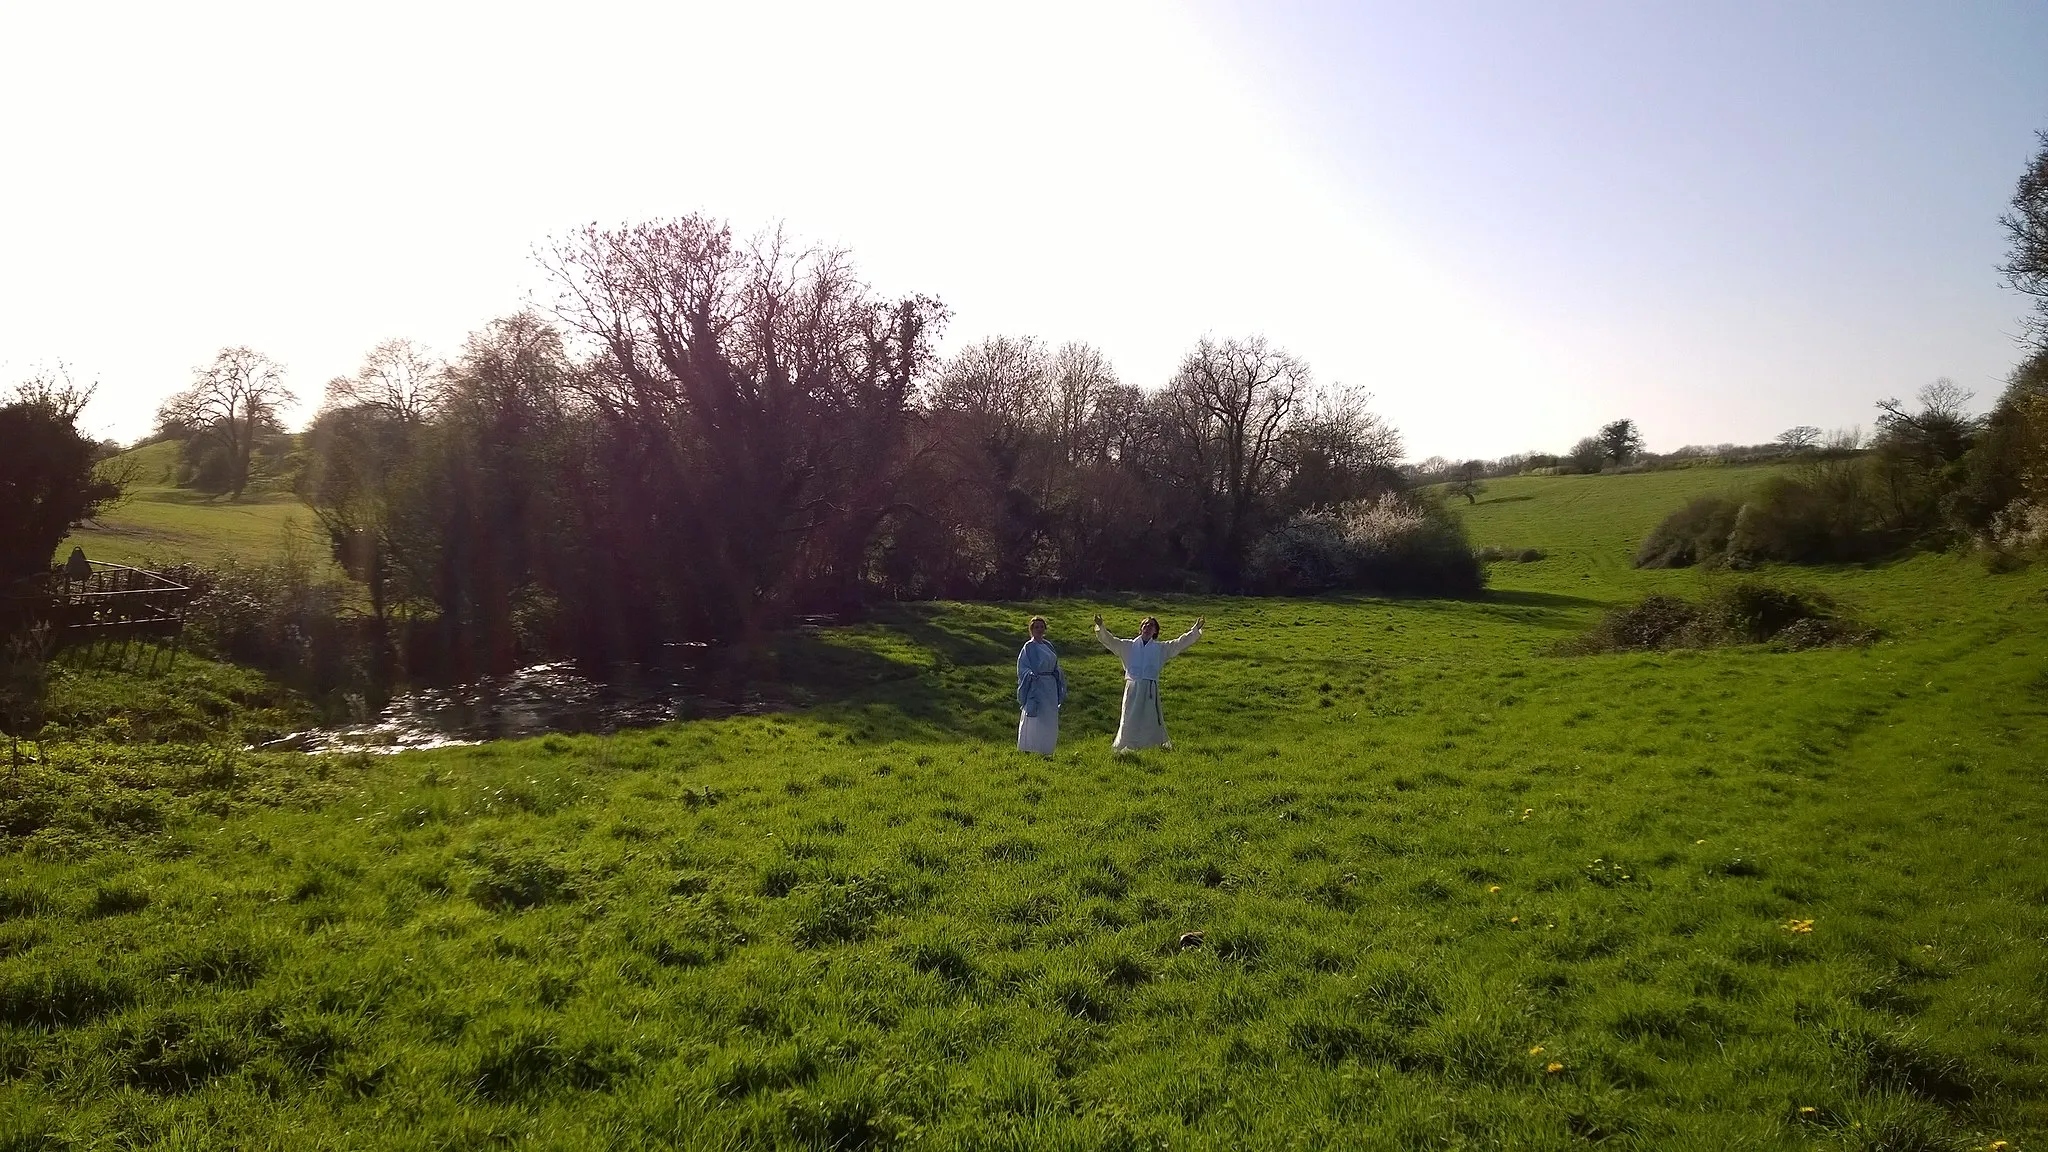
259,659,768,754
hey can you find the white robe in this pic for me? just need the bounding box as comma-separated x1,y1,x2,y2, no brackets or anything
1095,623,1201,751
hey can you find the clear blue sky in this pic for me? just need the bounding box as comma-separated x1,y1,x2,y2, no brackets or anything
1197,0,2048,456
1,1,2043,459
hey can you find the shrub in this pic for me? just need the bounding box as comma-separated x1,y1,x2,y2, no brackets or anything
1247,494,1484,597
1726,468,1892,564
1988,500,2048,558
1569,581,1870,653
1635,497,1741,569
161,558,374,704
1571,595,1713,652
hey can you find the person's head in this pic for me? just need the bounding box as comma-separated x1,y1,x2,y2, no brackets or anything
1140,616,1160,641
1029,616,1047,640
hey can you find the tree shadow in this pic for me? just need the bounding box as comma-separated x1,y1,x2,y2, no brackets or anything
871,603,1023,668
1382,588,1608,631
1475,494,1537,506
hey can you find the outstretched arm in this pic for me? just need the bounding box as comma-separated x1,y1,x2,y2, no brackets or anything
1163,618,1205,659
1093,615,1131,657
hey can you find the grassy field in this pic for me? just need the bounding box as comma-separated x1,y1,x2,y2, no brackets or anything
61,441,329,571
5,467,2048,1149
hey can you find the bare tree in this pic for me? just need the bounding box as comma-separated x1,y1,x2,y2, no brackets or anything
156,347,296,499
1047,341,1118,464
1162,335,1311,585
2001,129,2048,350
1775,425,1822,452
930,335,1048,423
1282,384,1403,508
1875,379,1979,469
323,339,447,423
1446,461,1486,504
542,217,943,642
928,336,1057,596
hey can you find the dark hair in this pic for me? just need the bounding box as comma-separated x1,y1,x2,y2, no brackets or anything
1141,616,1160,636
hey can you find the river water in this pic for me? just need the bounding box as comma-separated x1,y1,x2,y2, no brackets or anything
261,660,765,754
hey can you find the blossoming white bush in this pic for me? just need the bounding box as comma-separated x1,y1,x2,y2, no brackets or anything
1246,493,1484,596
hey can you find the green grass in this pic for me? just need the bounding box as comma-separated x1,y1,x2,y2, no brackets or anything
1448,462,1788,594
61,441,329,571
5,470,2048,1149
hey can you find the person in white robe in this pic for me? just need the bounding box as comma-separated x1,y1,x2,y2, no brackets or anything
1094,613,1204,751
1015,616,1068,755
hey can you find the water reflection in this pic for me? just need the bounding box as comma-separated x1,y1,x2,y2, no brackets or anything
263,660,767,754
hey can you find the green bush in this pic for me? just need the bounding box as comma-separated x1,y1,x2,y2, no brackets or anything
1635,497,1741,568
1727,470,1893,564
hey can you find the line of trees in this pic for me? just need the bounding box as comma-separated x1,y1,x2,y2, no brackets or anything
285,217,1470,676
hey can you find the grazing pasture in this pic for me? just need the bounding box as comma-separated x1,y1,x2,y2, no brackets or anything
4,469,2047,1150
60,441,329,572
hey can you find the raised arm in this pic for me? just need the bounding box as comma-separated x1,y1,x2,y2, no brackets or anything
1093,616,1131,657
1162,618,1205,659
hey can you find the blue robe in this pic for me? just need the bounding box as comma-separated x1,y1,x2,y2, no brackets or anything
1016,639,1068,716
1015,638,1067,755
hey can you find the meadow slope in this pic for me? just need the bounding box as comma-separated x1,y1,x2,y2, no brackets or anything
61,441,329,571
4,468,2047,1150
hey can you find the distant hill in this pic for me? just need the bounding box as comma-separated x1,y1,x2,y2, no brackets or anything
1442,463,1788,594
61,441,332,573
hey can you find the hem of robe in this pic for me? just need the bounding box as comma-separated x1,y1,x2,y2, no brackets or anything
1111,678,1172,751
1017,706,1059,756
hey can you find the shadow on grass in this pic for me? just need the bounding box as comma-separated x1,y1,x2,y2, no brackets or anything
761,623,1011,745
1383,589,1608,632
869,604,1021,668
1476,494,1537,505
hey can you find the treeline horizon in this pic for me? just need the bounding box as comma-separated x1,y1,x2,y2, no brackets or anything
108,216,1504,678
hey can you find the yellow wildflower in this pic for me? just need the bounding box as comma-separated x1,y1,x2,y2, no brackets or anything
1695,839,1706,844
1528,1046,1544,1055
1798,1107,1816,1115
1488,885,1502,893
1784,918,1815,934
1545,1062,1564,1074
1510,917,1520,924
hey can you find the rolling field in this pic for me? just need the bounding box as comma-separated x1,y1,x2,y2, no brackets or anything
61,441,329,571
5,468,2048,1149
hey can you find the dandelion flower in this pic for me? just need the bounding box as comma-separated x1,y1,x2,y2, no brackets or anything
1528,1046,1545,1055
1784,918,1815,934
1990,1141,2009,1150
1799,1107,1816,1115
1488,885,1502,893
1695,839,1706,845
1510,916,1520,924
1545,1062,1564,1074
